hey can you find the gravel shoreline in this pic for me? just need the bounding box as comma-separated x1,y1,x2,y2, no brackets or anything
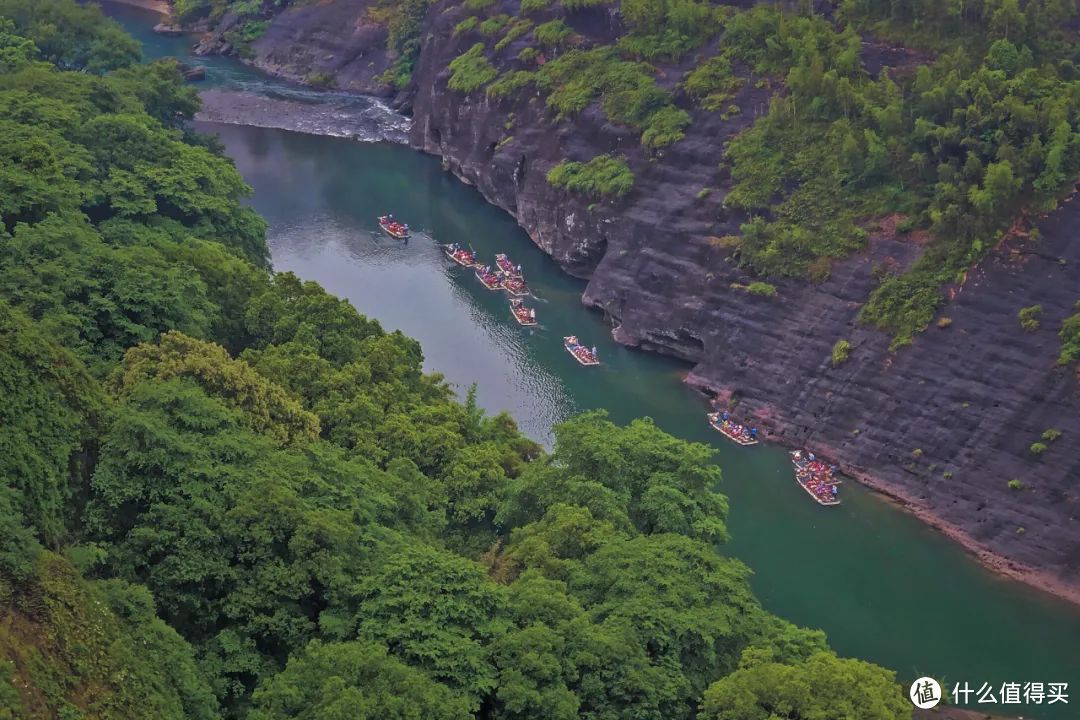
195,88,410,144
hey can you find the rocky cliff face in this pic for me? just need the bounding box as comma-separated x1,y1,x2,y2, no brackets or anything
197,0,1080,599
193,0,396,94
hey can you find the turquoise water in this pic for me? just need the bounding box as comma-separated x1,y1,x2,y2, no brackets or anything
106,3,1080,714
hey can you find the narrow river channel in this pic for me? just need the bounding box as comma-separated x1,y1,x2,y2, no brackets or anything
105,3,1080,714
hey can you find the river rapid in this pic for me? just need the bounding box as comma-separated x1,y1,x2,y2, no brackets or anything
103,3,1080,715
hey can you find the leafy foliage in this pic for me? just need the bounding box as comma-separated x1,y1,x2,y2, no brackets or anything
250,640,472,720
0,0,139,72
448,43,498,93
700,649,911,720
682,54,744,111
711,4,1080,347
547,155,635,199
1018,304,1043,332
1058,301,1080,365
534,19,574,47
535,46,687,148
832,339,852,366
0,303,103,547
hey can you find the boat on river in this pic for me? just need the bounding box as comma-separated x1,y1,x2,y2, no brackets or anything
502,275,530,297
564,336,599,366
791,450,841,506
707,412,759,446
496,253,522,278
378,215,409,239
510,298,537,326
444,243,479,267
475,266,503,290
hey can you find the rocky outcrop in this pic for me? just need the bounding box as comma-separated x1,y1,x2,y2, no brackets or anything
249,0,394,94
193,0,1080,600
192,0,395,94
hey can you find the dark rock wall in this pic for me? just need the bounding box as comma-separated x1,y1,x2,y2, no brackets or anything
251,0,394,94
210,0,1080,596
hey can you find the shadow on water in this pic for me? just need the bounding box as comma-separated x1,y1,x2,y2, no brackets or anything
103,3,1080,714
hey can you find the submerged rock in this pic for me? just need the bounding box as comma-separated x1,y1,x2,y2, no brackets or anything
152,22,184,36
178,62,206,81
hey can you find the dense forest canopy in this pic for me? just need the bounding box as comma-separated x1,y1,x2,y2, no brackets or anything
0,2,914,718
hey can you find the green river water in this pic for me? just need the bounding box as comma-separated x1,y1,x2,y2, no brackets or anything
105,3,1080,714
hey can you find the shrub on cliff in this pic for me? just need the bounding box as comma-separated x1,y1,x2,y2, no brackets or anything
831,339,852,367
1058,301,1080,364
487,69,536,99
448,43,498,93
702,3,1080,349
533,46,688,148
519,0,551,13
641,104,691,149
547,155,635,200
534,19,574,47
453,16,478,36
494,18,533,51
682,54,744,110
479,14,510,37
370,0,433,88
1018,304,1043,331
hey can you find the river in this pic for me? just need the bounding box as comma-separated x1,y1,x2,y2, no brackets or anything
104,3,1080,714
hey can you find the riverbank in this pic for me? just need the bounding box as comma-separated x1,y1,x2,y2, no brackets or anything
851,462,1080,607
195,88,409,143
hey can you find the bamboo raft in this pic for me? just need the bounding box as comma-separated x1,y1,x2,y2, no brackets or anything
378,216,409,239
706,412,759,446
444,245,478,267
495,253,522,278
502,276,530,297
510,299,537,326
790,450,841,506
475,267,503,290
563,336,599,366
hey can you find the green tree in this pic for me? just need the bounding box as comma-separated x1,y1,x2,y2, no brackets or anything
350,543,505,707
0,302,102,547
250,640,471,720
699,650,910,720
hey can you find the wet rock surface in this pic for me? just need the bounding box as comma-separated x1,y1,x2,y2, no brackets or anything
193,0,1080,598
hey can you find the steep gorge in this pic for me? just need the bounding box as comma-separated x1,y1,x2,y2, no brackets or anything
183,0,1080,600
